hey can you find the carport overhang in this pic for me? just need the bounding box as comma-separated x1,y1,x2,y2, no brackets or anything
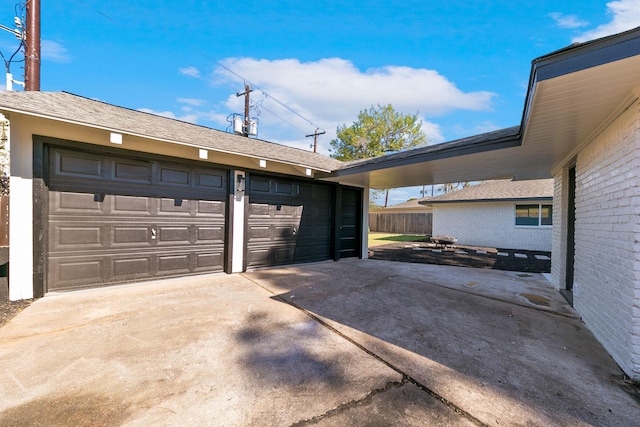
321,26,640,189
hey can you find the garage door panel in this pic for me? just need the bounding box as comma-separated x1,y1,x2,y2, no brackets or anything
113,195,153,214
196,171,224,189
159,198,193,215
197,226,224,242
50,258,104,287
158,226,192,243
159,166,191,187
249,176,271,193
113,227,150,245
55,151,103,179
52,192,105,213
196,252,223,270
246,248,271,266
47,146,228,291
112,160,152,184
247,225,271,240
158,254,191,274
198,200,224,215
274,181,294,195
113,257,152,279
56,226,103,248
248,203,270,217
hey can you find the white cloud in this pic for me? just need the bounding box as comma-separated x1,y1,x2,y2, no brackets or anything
211,57,495,154
179,66,201,78
573,0,640,42
549,12,589,29
42,40,71,63
178,98,206,106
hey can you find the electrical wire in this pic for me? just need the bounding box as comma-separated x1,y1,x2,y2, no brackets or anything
0,2,25,74
216,61,325,134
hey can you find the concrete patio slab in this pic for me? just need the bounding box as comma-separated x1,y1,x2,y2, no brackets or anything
247,259,640,426
1,259,638,425
0,273,405,426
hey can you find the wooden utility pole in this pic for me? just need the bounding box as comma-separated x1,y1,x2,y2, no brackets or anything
236,83,253,136
306,128,325,153
25,0,40,91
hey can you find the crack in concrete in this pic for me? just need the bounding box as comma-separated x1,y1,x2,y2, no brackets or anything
289,378,407,426
242,274,488,427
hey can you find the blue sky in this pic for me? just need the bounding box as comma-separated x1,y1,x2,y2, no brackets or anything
1,0,639,205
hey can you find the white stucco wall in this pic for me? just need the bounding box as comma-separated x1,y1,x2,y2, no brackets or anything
432,202,552,251
8,115,34,300
553,98,640,380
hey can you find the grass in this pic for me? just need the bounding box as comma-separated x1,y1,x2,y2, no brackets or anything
368,232,429,247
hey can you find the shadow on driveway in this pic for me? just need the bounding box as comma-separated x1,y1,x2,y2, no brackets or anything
247,259,640,426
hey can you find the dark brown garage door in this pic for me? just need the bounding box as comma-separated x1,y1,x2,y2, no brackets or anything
46,146,227,291
246,174,333,268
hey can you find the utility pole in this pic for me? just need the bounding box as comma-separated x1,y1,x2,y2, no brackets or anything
24,0,40,91
236,83,253,137
305,128,325,153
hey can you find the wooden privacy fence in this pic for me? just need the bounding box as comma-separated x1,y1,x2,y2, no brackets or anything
0,196,7,247
369,212,432,235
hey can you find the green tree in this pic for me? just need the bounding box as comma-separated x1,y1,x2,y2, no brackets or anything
330,104,427,161
330,104,427,207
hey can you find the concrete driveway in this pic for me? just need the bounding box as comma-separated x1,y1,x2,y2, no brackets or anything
0,259,638,426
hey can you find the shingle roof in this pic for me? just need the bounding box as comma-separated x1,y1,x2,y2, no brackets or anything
421,179,553,204
373,197,432,211
0,91,343,172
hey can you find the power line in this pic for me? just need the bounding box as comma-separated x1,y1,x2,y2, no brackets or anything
216,61,323,132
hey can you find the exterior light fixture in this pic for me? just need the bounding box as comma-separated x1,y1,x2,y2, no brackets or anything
110,132,122,144
236,173,246,192
198,149,208,159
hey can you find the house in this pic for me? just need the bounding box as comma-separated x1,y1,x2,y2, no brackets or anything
422,179,553,251
2,26,640,380
0,92,365,300
325,27,640,380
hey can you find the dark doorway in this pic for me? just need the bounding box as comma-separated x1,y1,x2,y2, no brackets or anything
562,166,576,305
338,188,361,259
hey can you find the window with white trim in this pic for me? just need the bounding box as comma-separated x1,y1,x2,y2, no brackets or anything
515,204,552,226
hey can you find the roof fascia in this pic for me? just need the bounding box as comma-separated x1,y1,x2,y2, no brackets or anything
421,196,553,205
330,127,521,177
521,26,640,132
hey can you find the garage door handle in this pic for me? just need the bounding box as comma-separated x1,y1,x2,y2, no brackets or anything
292,227,297,236
151,228,157,240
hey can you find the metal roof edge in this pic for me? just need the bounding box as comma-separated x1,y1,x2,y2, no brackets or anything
330,126,522,177
420,196,553,205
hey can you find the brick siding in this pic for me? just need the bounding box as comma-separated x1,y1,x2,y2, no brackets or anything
557,99,640,379
433,202,552,251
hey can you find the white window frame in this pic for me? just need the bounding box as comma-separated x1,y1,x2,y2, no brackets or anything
515,203,552,227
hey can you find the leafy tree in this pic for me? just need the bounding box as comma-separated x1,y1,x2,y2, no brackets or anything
330,104,427,161
330,104,427,206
